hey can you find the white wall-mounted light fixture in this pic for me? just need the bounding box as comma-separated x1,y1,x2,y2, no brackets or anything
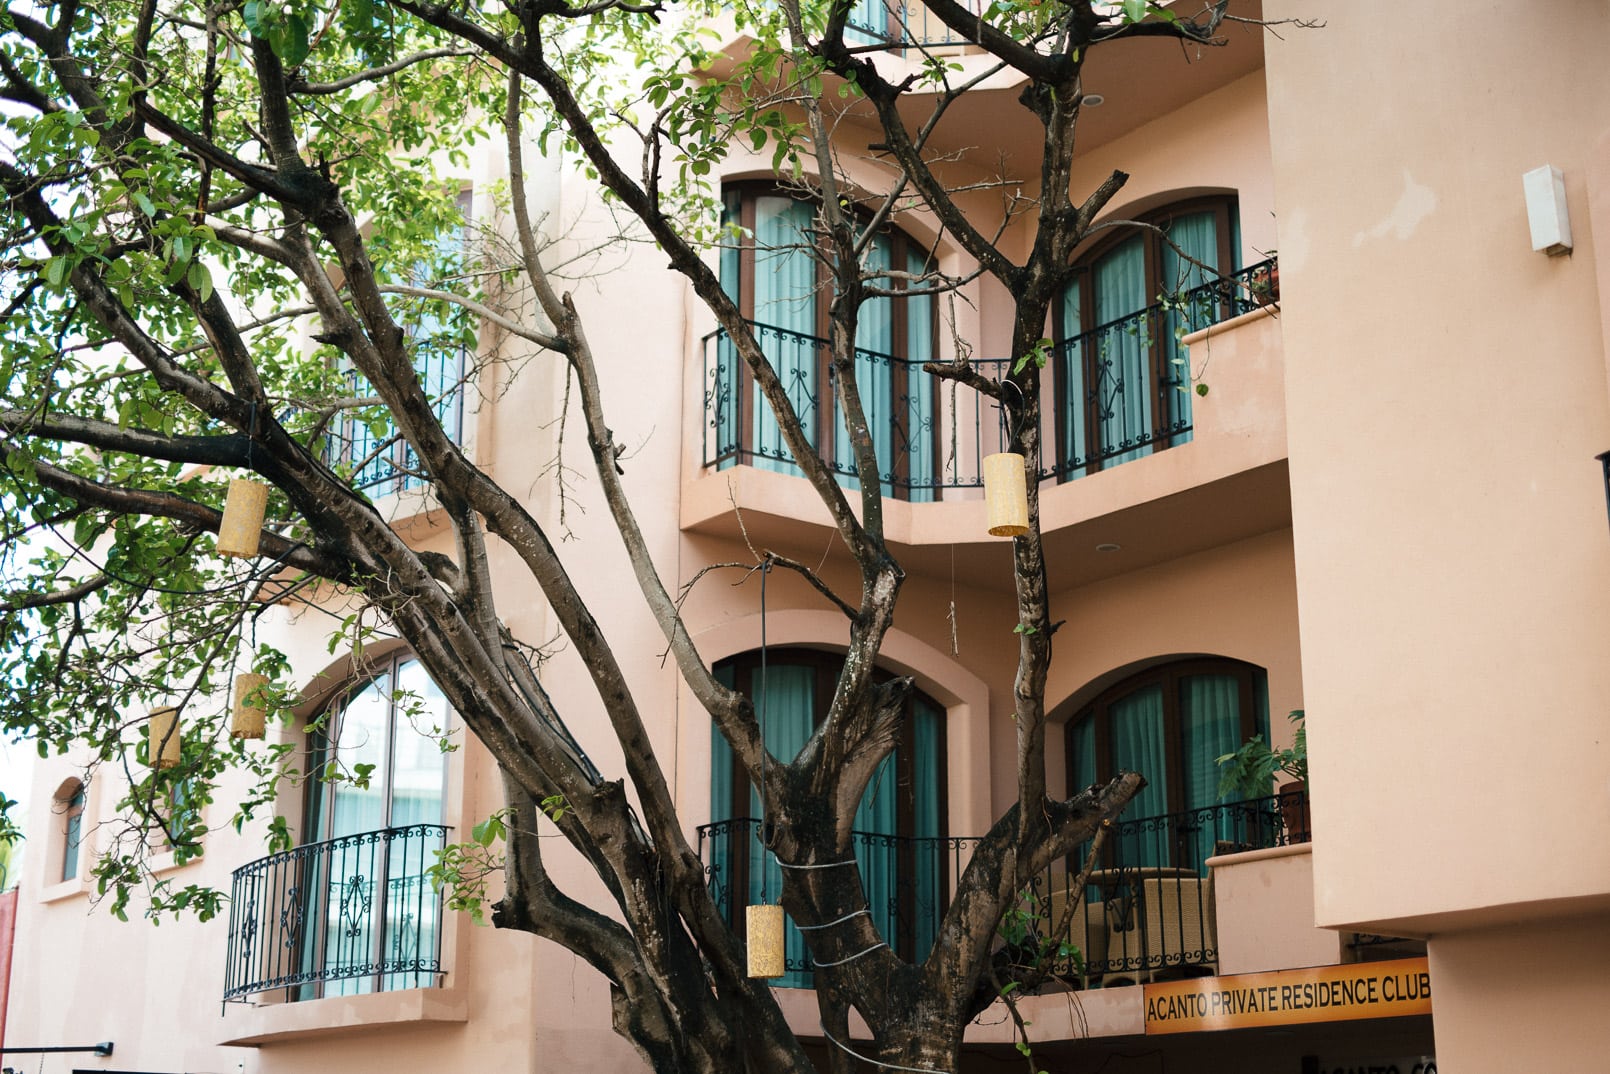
1522,165,1572,256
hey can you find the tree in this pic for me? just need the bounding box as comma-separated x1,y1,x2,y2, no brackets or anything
0,1,1274,1071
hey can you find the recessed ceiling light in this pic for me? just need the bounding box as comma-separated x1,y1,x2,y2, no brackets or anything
1096,542,1121,553
1082,94,1105,107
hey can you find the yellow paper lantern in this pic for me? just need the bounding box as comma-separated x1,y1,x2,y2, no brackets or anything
982,452,1030,537
231,672,270,740
148,707,182,770
216,477,270,558
746,903,786,979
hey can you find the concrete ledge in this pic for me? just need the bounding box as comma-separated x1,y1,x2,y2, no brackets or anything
217,984,468,1046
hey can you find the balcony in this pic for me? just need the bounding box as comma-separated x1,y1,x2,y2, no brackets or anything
842,0,986,49
697,787,1304,990
223,824,449,1002
700,260,1274,490
326,348,466,498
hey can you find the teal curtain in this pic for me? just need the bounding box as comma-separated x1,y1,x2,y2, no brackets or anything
1068,717,1096,794
1092,237,1149,466
905,248,936,502
747,663,816,987
1159,211,1219,448
62,787,84,882
1059,285,1090,476
753,197,818,477
713,190,743,469
853,752,898,963
1110,683,1166,867
837,234,894,494
318,674,389,997
1179,673,1243,871
1066,717,1099,903
712,658,945,982
1180,674,1242,810
909,697,941,958
328,674,390,839
845,0,888,44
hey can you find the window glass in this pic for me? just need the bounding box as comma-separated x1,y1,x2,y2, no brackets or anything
301,655,449,998
716,186,937,499
333,190,472,494
1064,658,1268,872
1058,197,1239,477
61,784,85,882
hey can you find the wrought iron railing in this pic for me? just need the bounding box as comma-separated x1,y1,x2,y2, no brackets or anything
701,260,1274,498
697,785,1304,987
223,824,449,1001
844,0,988,47
326,346,466,496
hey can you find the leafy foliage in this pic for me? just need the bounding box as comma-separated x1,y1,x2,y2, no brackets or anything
0,0,1254,1069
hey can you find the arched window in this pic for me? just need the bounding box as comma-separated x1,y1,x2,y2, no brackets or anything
1055,196,1240,477
708,649,946,985
296,653,451,998
711,185,938,500
1065,657,1266,867
56,779,86,883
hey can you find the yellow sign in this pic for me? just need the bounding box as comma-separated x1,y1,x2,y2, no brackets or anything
1144,957,1431,1035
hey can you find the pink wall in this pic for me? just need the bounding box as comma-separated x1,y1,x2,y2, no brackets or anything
1427,914,1610,1072
1266,0,1610,933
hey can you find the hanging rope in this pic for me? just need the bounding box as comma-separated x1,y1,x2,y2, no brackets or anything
819,1024,952,1074
794,907,871,931
811,941,888,968
757,556,773,901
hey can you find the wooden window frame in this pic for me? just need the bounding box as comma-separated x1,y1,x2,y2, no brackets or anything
720,183,941,498
58,780,86,883
1053,195,1239,477
1064,656,1266,818
712,647,949,961
299,652,450,999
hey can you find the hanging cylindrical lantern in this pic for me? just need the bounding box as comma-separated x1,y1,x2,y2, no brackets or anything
983,452,1030,537
746,903,786,979
216,477,270,558
231,672,270,740
148,707,182,769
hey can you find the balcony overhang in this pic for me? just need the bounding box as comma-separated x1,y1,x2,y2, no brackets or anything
701,0,1267,185
682,457,1289,587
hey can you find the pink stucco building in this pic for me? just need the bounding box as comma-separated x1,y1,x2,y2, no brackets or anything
7,3,1610,1073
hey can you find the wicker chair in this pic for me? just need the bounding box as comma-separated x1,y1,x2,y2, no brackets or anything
1045,885,1110,989
1102,873,1217,986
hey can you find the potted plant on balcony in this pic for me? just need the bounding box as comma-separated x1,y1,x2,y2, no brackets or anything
1248,255,1279,308
1216,709,1308,843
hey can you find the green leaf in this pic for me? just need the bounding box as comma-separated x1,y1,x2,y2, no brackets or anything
1121,0,1148,22
187,261,213,302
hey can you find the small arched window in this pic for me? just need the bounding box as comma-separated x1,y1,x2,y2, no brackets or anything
1055,196,1240,477
56,779,86,883
711,185,939,500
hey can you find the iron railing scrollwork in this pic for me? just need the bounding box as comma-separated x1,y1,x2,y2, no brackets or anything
698,786,1305,989
224,823,449,1002
325,346,467,496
